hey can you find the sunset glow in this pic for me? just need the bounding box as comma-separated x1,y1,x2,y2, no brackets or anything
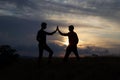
63,37,69,46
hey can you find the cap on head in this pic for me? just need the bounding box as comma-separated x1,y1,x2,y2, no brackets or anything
69,25,74,31
41,22,47,29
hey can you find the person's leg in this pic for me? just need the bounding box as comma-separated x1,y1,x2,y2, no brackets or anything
63,46,71,62
38,44,44,63
44,45,53,61
73,45,80,61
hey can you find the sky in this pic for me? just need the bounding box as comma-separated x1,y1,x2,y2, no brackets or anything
0,0,120,57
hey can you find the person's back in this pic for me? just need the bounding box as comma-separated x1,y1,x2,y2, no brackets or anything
68,31,78,46
37,29,47,45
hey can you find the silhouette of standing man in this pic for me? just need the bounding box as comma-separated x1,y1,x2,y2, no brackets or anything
36,22,57,62
57,25,80,61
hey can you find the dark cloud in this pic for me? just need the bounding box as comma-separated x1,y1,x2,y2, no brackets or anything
15,44,38,57
78,0,120,23
0,16,40,45
78,46,109,56
0,0,120,23
0,16,39,57
0,0,33,8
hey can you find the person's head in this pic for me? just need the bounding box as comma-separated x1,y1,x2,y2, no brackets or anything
41,22,47,29
69,25,74,32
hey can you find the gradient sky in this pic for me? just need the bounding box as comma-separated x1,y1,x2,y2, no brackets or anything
0,0,120,57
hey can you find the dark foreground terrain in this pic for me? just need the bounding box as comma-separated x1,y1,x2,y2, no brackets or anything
0,56,120,80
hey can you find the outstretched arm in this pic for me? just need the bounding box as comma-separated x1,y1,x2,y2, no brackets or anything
46,28,57,35
57,26,68,36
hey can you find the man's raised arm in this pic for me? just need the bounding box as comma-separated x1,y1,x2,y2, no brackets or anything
57,26,68,36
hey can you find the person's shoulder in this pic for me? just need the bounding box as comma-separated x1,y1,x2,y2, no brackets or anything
37,30,41,33
68,32,71,34
73,31,77,34
72,32,78,37
39,29,44,32
71,31,76,34
38,30,43,34
38,29,41,32
73,31,76,33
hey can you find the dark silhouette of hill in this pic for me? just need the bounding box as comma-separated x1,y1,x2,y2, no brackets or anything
0,56,120,80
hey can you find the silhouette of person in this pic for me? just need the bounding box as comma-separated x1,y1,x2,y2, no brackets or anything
36,22,57,62
57,25,80,61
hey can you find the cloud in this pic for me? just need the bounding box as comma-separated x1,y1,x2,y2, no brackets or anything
78,45,109,56
0,0,33,8
0,16,39,45
0,0,120,25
